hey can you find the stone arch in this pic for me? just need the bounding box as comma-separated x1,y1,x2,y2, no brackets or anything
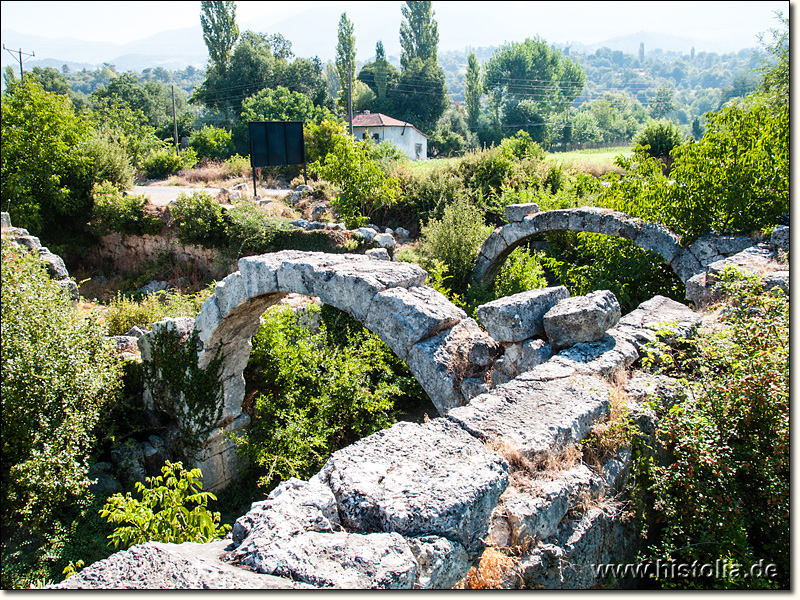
472,206,704,288
193,250,497,429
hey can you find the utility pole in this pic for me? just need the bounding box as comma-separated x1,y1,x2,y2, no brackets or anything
171,85,179,154
347,59,353,137
3,45,35,82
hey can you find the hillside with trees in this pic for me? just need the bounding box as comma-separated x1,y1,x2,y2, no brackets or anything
0,2,788,590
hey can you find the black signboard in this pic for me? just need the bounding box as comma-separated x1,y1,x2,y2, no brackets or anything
248,121,305,167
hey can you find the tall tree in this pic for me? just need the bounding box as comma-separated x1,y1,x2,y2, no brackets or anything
464,51,482,131
200,1,239,76
335,12,356,99
484,37,585,145
374,41,389,101
399,1,439,70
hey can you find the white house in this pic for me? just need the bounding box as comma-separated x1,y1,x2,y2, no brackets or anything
345,112,429,160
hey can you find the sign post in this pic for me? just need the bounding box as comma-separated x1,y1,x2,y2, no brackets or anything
248,121,307,197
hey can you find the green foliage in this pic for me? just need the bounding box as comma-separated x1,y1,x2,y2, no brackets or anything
399,1,439,69
142,147,197,180
144,328,224,455
491,247,547,299
170,191,227,247
240,305,420,485
313,137,400,228
1,243,122,526
224,200,289,257
89,97,164,171
484,38,585,142
304,117,348,165
638,271,788,588
542,232,684,314
89,181,162,236
200,1,240,75
634,119,684,163
665,100,788,240
1,80,96,237
420,196,491,295
499,130,545,162
239,85,320,124
335,12,356,105
103,287,213,336
189,125,233,160
100,461,230,548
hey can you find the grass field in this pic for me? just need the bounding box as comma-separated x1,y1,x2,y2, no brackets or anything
545,145,632,177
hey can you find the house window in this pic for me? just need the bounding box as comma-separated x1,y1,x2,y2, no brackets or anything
372,133,380,141
415,143,422,159
362,133,369,139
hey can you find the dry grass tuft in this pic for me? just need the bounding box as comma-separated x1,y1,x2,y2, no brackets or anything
487,438,582,493
462,547,520,589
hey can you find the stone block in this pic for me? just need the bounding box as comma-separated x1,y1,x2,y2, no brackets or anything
505,202,540,222
319,418,509,558
476,286,570,343
365,286,466,359
543,290,621,351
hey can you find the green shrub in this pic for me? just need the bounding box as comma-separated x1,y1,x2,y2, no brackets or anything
313,137,400,228
637,271,788,588
419,196,492,296
103,288,212,336
143,147,197,180
224,201,289,257
89,181,161,236
84,132,135,191
189,125,234,160
240,304,417,486
492,247,548,299
499,130,545,162
634,119,684,163
224,154,250,179
1,80,97,238
100,462,230,548
1,242,122,526
170,191,227,247
541,232,684,314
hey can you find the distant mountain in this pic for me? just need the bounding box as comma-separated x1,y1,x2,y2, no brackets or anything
559,31,751,56
1,22,755,78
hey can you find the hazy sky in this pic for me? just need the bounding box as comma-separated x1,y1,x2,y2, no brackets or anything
1,0,789,51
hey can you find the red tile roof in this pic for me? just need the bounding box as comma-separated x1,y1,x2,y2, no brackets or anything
346,112,413,128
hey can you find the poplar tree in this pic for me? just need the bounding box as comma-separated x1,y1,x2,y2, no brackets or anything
335,13,356,92
465,51,482,131
399,1,439,70
200,1,239,76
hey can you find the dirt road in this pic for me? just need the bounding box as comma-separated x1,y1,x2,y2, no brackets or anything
131,185,294,207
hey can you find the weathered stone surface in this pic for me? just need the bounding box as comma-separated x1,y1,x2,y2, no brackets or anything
373,233,396,249
550,333,638,379
405,318,493,414
447,375,611,457
762,270,789,294
497,339,553,379
365,286,466,359
232,477,418,588
518,503,636,589
50,541,313,589
624,373,685,409
505,202,540,222
366,247,391,261
669,246,704,283
407,536,470,589
0,211,10,230
543,290,621,351
634,221,681,263
488,464,603,548
609,295,701,354
354,227,378,242
707,243,777,277
319,418,509,558
770,225,789,250
476,286,569,343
